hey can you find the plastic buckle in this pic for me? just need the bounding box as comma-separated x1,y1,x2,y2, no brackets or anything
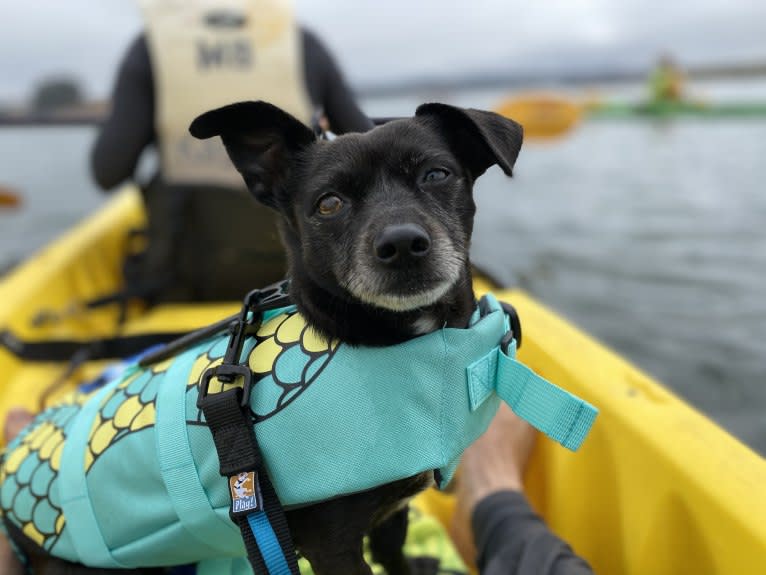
244,280,293,314
197,364,253,408
499,300,522,351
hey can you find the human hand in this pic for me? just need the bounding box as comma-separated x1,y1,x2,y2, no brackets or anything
449,403,537,565
3,407,34,444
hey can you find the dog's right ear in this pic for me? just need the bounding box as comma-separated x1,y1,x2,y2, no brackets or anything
189,101,315,209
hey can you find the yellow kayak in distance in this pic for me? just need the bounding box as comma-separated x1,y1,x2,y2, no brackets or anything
0,186,22,209
0,186,764,574
493,94,766,144
494,93,581,140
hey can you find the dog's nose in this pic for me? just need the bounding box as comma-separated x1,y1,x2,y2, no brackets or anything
374,224,431,263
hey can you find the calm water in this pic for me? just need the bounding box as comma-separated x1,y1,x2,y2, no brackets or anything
0,127,107,271
471,120,766,456
1,91,765,455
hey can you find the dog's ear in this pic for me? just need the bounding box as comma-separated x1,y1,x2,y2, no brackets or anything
189,101,315,208
415,103,523,179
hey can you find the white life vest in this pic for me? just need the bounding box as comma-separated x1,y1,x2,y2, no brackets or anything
139,0,313,188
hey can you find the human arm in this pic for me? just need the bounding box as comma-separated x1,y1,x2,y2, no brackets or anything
452,404,594,575
90,34,155,191
301,29,374,134
473,491,594,575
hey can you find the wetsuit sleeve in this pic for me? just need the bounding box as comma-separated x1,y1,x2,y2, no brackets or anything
90,34,155,191
301,29,374,134
473,491,594,575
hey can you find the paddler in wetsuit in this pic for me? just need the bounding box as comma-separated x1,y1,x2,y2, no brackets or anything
648,54,685,104
91,0,373,302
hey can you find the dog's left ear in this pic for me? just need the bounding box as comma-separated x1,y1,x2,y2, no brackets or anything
415,103,523,179
189,101,315,209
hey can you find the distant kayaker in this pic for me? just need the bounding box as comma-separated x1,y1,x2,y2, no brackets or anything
91,0,372,302
648,54,685,104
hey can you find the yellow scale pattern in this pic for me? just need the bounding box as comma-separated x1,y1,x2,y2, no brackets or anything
0,391,90,548
186,311,338,420
84,310,336,466
84,357,173,471
1,308,336,555
1,357,174,551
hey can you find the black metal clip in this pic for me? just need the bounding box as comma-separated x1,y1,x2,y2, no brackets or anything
218,282,294,382
219,296,261,383
197,364,254,408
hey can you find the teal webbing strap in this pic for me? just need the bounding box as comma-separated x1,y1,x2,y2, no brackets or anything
496,349,597,451
59,378,128,568
467,345,598,451
155,348,239,552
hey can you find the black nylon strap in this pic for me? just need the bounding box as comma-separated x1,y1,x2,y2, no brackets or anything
201,388,261,475
0,329,187,362
2,280,292,365
197,287,300,575
200,386,300,574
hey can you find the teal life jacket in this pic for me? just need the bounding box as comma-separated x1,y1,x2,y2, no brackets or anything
0,293,597,570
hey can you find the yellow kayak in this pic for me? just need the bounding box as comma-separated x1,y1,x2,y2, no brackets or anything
1,187,764,573
494,94,581,140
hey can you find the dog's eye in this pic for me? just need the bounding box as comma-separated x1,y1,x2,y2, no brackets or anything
316,194,344,216
422,168,450,184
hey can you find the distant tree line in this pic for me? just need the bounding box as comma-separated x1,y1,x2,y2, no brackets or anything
32,77,83,112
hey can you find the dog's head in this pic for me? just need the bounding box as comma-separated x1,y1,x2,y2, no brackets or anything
190,102,522,342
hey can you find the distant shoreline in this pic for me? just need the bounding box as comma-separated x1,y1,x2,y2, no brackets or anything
0,113,102,126
2,63,766,126
357,67,766,98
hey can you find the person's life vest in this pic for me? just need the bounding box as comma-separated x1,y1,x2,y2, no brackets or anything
125,0,315,301
140,0,313,189
0,294,596,571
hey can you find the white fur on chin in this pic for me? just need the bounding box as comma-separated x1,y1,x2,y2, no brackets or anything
347,279,455,312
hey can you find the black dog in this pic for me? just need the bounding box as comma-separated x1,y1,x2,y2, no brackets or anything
189,101,523,575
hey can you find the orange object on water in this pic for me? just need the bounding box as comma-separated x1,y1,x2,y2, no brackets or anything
495,94,581,140
0,186,21,208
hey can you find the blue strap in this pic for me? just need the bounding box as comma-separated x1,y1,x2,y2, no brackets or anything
246,511,292,575
467,343,598,451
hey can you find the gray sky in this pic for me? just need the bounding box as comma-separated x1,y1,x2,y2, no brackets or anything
2,0,766,102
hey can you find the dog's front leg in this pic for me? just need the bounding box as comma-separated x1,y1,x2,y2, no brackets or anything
300,540,372,575
369,505,411,575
